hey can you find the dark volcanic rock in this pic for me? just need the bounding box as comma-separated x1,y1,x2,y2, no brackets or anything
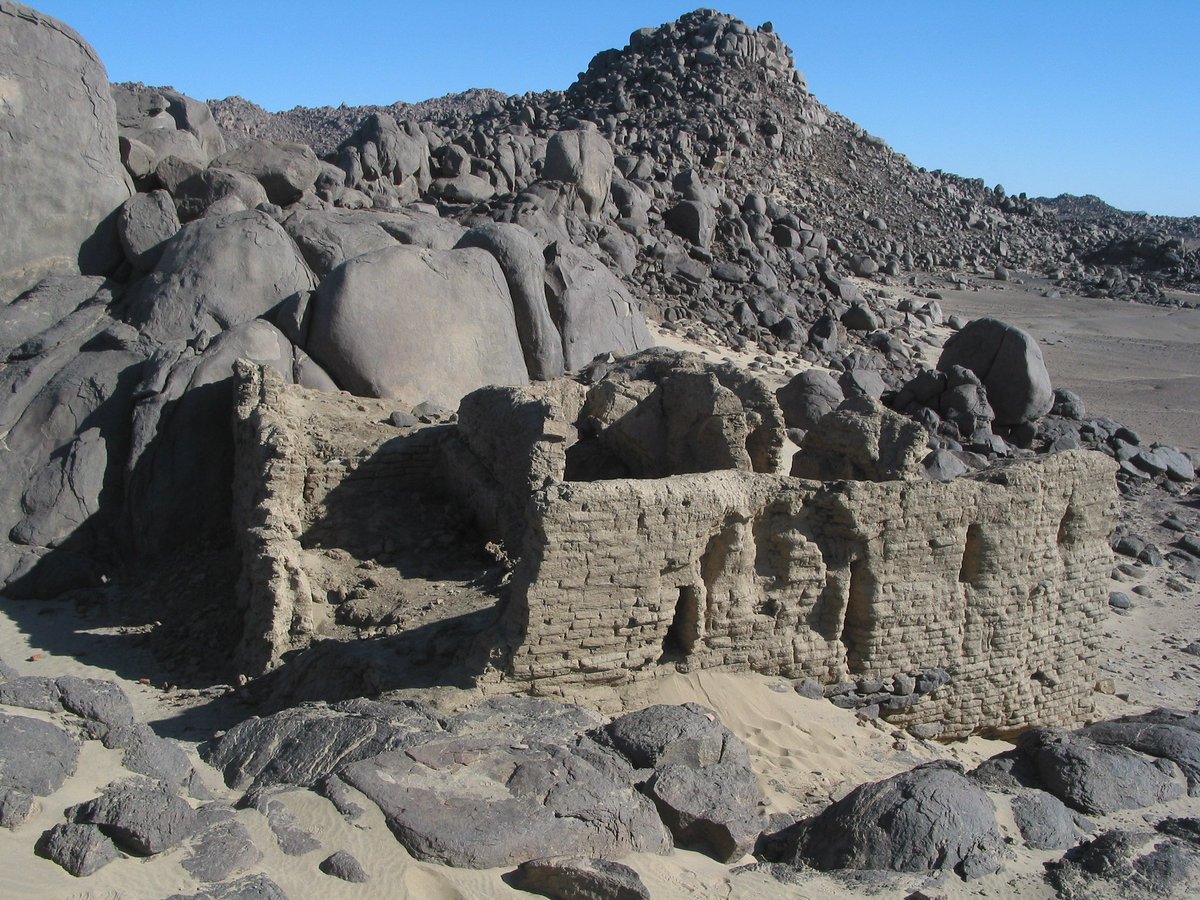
73,779,199,855
205,698,445,791
1011,790,1089,850
775,369,843,431
55,675,136,734
183,815,262,882
937,318,1053,426
319,849,370,883
1046,827,1200,900
1082,709,1200,794
243,790,321,856
782,761,1003,880
124,209,316,343
306,244,529,405
1018,727,1188,815
455,222,565,380
35,822,122,877
0,788,39,828
0,712,79,796
511,856,651,900
0,1,131,299
340,734,671,868
597,703,762,862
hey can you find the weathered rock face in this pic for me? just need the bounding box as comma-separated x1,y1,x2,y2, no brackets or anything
790,397,927,481
0,2,132,299
597,703,763,861
306,244,529,406
542,128,615,220
123,209,316,343
456,223,565,380
543,242,654,371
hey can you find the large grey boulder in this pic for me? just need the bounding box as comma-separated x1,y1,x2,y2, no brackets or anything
1018,727,1189,814
0,712,80,795
783,761,1004,880
73,779,199,854
775,369,844,432
542,129,615,219
117,189,180,271
306,244,529,406
1011,790,1089,850
1082,709,1200,793
544,243,653,371
212,140,320,205
124,209,316,343
598,704,763,862
937,317,1053,425
663,200,714,248
0,318,145,596
456,223,565,380
281,208,399,276
172,166,270,222
0,1,132,299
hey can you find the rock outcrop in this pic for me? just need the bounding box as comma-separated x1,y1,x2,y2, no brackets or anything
0,1,132,299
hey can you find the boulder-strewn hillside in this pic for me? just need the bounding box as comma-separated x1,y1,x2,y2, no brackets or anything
207,12,1200,309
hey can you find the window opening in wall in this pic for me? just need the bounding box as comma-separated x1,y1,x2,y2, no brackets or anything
661,585,701,660
959,523,986,586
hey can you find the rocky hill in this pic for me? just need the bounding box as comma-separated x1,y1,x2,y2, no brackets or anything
206,12,1200,308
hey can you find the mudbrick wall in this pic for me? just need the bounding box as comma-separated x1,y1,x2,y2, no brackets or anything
233,366,1118,737
504,454,1117,736
232,363,449,674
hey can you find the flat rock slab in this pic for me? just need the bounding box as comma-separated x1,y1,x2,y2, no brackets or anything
183,818,263,882
205,698,445,791
512,856,651,899
0,712,79,796
341,735,671,868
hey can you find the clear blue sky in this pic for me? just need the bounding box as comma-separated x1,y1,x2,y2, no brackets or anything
34,1,1200,216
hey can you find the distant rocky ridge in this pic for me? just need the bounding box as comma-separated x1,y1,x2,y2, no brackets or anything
201,88,508,156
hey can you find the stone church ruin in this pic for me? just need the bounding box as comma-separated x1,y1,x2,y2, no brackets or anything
232,348,1116,738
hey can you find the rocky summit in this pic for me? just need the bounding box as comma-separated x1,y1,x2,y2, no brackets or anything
1,2,1199,898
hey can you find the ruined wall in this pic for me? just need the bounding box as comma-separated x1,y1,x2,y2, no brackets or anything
506,452,1116,737
232,364,449,673
232,367,1118,737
